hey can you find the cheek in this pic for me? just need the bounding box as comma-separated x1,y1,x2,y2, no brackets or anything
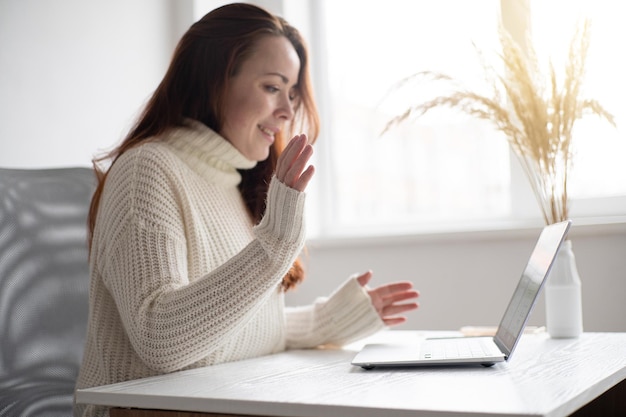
227,96,263,129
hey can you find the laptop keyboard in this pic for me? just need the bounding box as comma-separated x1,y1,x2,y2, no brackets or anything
422,338,495,359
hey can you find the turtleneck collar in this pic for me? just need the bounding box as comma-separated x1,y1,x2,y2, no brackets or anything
161,119,257,186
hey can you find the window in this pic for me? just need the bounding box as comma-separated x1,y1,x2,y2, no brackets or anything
300,0,626,238
529,0,626,205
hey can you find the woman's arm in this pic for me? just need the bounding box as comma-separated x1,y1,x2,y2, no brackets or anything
285,271,419,349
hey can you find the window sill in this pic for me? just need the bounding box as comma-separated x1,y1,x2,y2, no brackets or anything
306,216,626,249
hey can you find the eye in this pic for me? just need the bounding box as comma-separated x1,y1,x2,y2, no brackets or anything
265,85,280,94
289,88,300,102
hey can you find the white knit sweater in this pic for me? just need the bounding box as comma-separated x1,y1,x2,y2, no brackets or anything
75,120,384,417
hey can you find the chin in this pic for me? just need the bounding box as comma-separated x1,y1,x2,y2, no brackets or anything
253,149,271,162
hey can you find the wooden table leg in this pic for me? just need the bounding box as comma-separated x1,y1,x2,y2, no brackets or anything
570,379,626,417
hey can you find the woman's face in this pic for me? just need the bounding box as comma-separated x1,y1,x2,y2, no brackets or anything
220,35,301,161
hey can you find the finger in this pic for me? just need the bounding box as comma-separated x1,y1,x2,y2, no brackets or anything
283,143,314,189
373,281,415,298
382,302,419,317
382,316,407,327
276,134,306,180
356,270,373,287
292,164,315,192
275,135,301,180
382,290,420,305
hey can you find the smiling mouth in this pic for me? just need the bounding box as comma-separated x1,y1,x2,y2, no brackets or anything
258,125,276,141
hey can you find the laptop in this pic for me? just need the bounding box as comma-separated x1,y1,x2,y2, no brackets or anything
351,220,571,369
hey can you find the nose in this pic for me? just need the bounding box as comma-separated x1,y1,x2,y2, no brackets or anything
275,92,295,121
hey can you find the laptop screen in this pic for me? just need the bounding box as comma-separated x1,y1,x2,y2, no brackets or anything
494,221,571,358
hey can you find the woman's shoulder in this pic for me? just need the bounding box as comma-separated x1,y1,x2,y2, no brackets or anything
104,141,189,207
111,140,189,184
117,140,181,171
100,142,189,231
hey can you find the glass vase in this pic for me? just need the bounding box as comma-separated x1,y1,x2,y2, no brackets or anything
545,240,583,338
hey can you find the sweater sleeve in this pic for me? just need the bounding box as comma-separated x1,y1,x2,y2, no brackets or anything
284,276,386,349
99,160,305,373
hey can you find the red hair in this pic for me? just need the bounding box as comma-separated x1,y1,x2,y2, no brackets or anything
88,3,319,291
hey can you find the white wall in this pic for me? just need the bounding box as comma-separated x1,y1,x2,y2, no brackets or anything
3,1,625,333
0,0,189,168
287,222,626,332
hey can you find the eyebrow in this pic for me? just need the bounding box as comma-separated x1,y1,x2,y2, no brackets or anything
264,72,290,84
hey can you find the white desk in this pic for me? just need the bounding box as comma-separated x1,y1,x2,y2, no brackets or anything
76,331,626,417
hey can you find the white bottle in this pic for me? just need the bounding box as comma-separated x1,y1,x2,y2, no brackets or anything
545,240,583,338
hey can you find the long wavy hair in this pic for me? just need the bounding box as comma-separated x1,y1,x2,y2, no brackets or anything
87,3,319,291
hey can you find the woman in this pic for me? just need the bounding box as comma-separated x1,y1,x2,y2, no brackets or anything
75,3,418,416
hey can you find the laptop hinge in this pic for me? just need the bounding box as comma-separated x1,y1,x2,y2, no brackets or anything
493,335,512,360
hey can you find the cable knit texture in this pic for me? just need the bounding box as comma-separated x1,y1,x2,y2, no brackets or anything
74,120,384,417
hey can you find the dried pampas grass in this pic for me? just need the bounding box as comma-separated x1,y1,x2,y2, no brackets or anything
383,19,615,224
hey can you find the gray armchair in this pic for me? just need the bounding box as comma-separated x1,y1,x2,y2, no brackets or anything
0,167,95,416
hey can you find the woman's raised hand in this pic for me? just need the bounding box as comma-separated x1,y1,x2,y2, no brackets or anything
356,270,420,327
275,134,315,192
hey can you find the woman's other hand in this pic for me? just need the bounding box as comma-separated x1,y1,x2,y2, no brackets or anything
276,134,315,192
357,270,420,326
